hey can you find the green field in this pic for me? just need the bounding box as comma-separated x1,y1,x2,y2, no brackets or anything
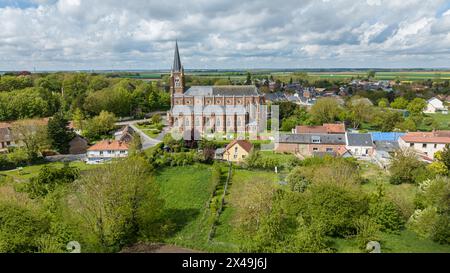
0,161,97,181
155,164,215,251
308,71,450,81
153,160,450,253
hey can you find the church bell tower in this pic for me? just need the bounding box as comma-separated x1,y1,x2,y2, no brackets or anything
170,41,185,95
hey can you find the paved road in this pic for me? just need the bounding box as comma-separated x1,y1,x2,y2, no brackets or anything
115,112,168,150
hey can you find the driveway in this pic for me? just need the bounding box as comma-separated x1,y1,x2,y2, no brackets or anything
115,112,168,150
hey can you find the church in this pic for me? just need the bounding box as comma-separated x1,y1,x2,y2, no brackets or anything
167,42,266,140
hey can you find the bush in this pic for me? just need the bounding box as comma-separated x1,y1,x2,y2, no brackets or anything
368,200,404,232
27,164,79,199
0,202,50,253
389,149,427,185
305,182,369,237
354,216,381,250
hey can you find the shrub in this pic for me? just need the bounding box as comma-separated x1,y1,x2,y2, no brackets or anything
368,200,404,232
389,149,427,185
305,182,369,237
0,202,50,253
354,216,381,250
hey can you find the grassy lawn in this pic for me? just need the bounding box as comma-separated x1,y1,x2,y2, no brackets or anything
0,161,97,181
212,168,279,251
136,123,162,138
155,164,215,251
334,230,450,253
418,113,450,131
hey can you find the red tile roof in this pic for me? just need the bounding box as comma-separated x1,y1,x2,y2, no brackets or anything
400,131,450,144
225,140,253,153
87,140,129,151
295,123,345,134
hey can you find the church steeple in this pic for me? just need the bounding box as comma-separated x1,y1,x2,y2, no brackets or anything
172,40,182,72
170,41,185,95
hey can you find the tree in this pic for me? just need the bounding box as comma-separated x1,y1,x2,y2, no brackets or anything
151,114,162,125
345,97,373,129
27,163,79,198
128,132,143,156
407,98,427,115
409,176,450,243
47,113,74,154
389,149,427,184
11,119,49,162
438,144,450,171
390,97,409,109
84,111,116,140
245,72,252,85
72,108,85,131
0,202,50,253
310,97,342,124
304,181,369,237
377,98,389,108
69,157,165,251
367,70,376,80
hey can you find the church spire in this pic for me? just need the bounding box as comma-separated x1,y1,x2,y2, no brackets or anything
172,40,182,72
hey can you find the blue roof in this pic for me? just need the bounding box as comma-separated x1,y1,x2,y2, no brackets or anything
370,132,405,141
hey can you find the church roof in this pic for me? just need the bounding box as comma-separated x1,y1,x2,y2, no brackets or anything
182,85,260,97
173,41,182,72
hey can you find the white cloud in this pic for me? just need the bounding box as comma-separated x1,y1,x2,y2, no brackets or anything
0,0,449,70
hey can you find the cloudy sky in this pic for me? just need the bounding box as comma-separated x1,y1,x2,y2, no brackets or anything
1,0,450,70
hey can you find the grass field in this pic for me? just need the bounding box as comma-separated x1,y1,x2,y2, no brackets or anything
308,71,450,81
155,164,215,251
0,161,97,181
418,113,450,131
212,168,279,251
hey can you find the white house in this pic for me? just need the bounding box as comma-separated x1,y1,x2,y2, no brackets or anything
398,131,450,160
86,140,129,164
424,97,448,114
345,133,374,157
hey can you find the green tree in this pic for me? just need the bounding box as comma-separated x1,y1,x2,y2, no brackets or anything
245,72,252,85
11,119,49,162
0,202,50,253
69,157,165,251
407,98,427,115
72,108,85,131
84,111,116,140
47,113,74,154
389,149,427,185
377,98,389,108
27,163,79,199
390,97,409,109
310,97,342,124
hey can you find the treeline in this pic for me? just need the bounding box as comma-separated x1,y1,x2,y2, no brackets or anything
0,73,170,122
275,94,447,132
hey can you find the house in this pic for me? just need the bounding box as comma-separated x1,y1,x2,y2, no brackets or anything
0,123,14,151
114,125,135,143
275,133,346,157
214,148,226,160
222,140,253,162
345,133,374,157
264,92,286,104
424,97,448,114
293,123,345,134
86,140,129,164
370,132,405,142
69,135,89,155
398,131,450,160
0,118,49,151
373,140,400,168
